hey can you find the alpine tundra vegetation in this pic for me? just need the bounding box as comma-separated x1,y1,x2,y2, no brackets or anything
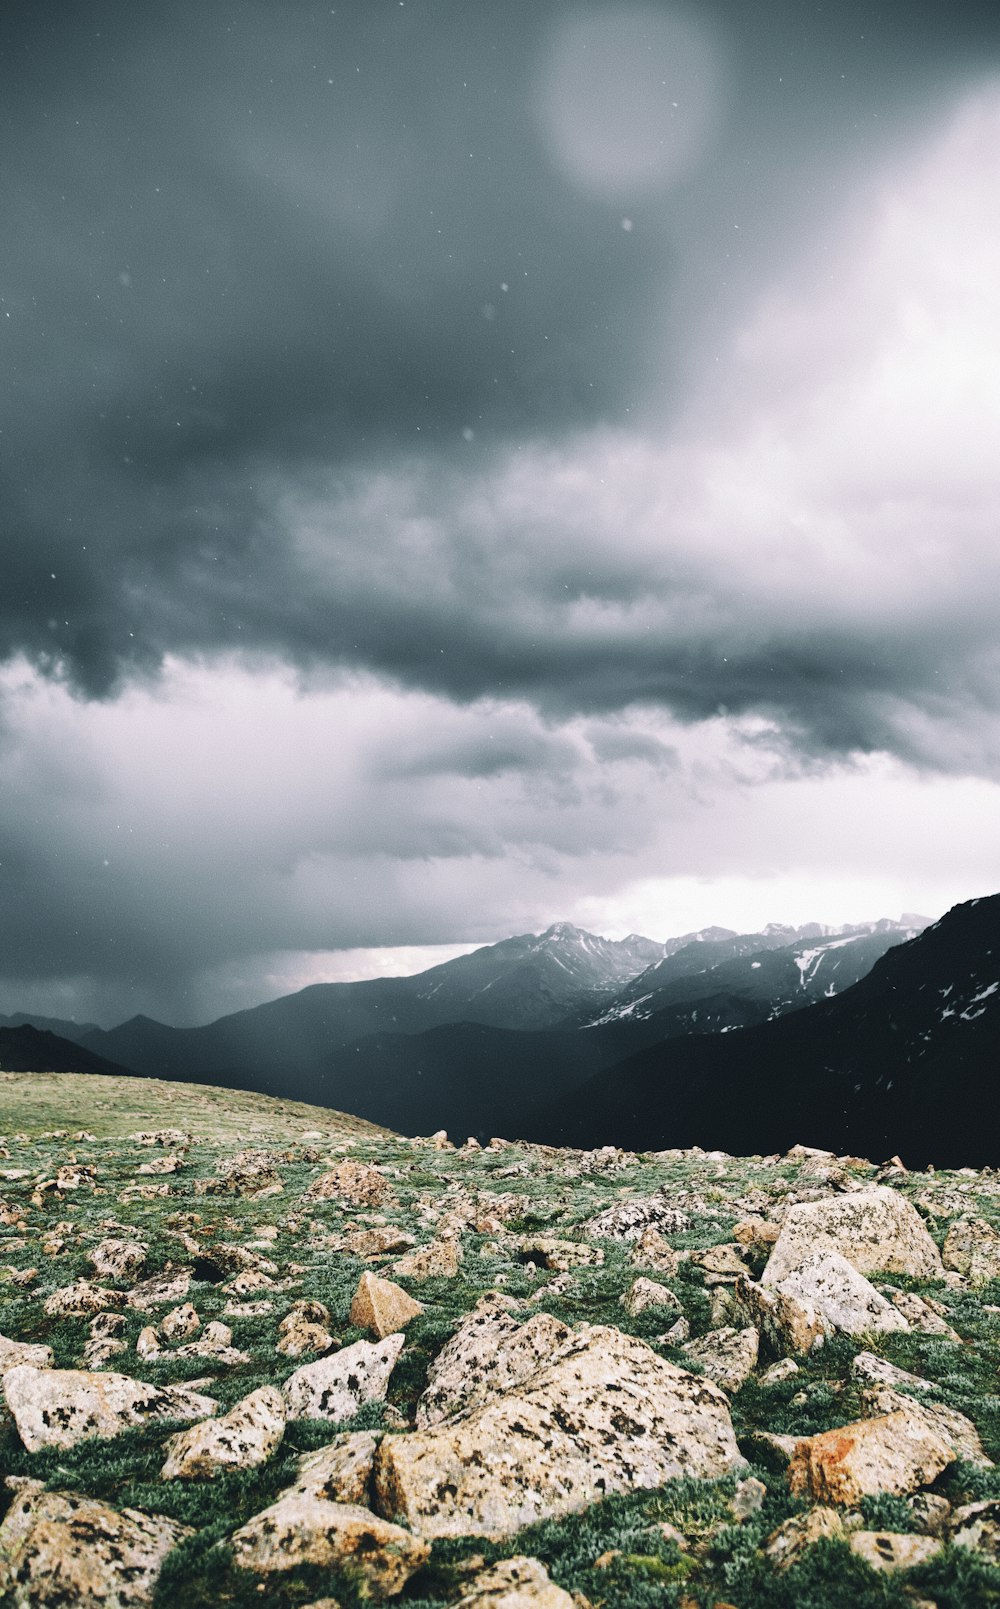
4,1077,1000,1605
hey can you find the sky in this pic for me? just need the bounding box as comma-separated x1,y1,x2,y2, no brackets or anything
2,0,1000,1027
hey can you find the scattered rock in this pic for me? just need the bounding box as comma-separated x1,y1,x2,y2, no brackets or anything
127,1270,191,1312
455,1556,575,1607
759,1357,799,1386
0,1332,53,1373
849,1531,942,1571
620,1277,682,1318
278,1299,336,1357
942,1216,1000,1283
683,1326,759,1393
294,1431,381,1506
766,1250,909,1338
349,1271,424,1338
858,1382,991,1466
88,1237,148,1280
417,1310,571,1428
788,1408,954,1505
763,1186,942,1284
230,1493,429,1596
44,1278,120,1317
950,1497,1000,1561
888,1288,962,1339
342,1226,416,1258
82,1311,127,1369
0,1479,193,1608
375,1323,743,1539
584,1195,690,1242
306,1160,393,1206
3,1364,218,1451
282,1333,405,1422
518,1237,604,1272
210,1148,284,1199
161,1385,286,1479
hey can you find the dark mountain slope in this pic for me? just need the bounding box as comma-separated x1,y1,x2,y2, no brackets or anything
0,1025,134,1080
532,895,1000,1167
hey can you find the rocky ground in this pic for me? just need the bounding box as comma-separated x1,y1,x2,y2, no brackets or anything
4,1077,1000,1606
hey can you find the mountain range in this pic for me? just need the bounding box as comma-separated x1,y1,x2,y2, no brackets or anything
1,912,933,1144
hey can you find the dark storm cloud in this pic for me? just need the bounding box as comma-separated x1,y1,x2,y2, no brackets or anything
2,0,1000,755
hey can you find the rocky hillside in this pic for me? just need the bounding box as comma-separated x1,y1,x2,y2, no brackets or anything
4,1076,1000,1605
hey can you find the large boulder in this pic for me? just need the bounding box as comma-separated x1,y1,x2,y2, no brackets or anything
0,1479,192,1607
87,1238,148,1281
766,1250,909,1339
857,1382,991,1466
161,1386,286,1480
3,1365,217,1452
788,1407,954,1505
417,1310,570,1429
762,1186,942,1285
374,1322,743,1539
282,1333,404,1422
305,1160,393,1206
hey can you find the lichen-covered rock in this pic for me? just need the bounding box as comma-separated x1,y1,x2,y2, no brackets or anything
306,1159,393,1205
849,1531,942,1571
3,1364,218,1452
0,1480,193,1608
81,1312,127,1369
766,1250,910,1338
161,1302,200,1341
858,1382,991,1465
729,1274,828,1357
518,1237,603,1272
619,1277,682,1318
627,1227,680,1275
161,1385,286,1479
230,1494,429,1596
127,1270,191,1312
294,1431,380,1506
584,1196,690,1242
278,1300,335,1358
44,1278,120,1317
375,1322,743,1539
942,1216,1000,1283
683,1326,759,1393
349,1271,424,1338
788,1408,954,1505
417,1310,571,1429
392,1238,462,1278
0,1332,53,1373
888,1288,962,1339
282,1333,405,1422
763,1186,942,1284
764,1507,847,1568
88,1237,148,1280
343,1226,416,1258
950,1497,1000,1560
455,1555,575,1607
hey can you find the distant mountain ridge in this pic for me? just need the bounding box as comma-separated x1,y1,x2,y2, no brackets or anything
533,894,1000,1166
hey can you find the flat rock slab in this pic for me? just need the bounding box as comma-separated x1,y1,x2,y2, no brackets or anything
763,1186,942,1285
789,1408,954,1505
161,1385,286,1479
3,1364,218,1452
282,1333,404,1422
230,1495,429,1597
849,1530,942,1571
0,1479,192,1608
375,1321,743,1539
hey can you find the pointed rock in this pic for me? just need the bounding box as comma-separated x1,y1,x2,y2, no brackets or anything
417,1310,570,1429
349,1271,423,1338
766,1250,909,1338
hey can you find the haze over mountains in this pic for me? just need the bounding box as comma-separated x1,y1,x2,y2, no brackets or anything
1,910,939,1144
